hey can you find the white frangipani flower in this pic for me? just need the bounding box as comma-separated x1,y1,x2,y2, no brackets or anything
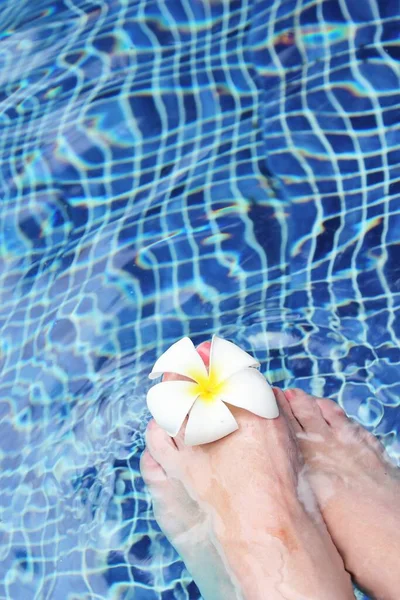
146,335,279,446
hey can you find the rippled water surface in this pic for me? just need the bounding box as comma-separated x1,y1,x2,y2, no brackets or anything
1,0,399,598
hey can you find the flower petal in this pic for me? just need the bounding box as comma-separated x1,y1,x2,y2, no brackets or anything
220,368,279,419
147,380,199,436
184,398,239,446
209,335,260,384
149,337,208,381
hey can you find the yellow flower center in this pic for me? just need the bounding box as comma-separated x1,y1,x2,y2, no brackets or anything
193,371,224,403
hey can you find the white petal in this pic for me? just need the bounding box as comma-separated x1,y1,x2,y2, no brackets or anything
221,368,279,419
147,381,199,436
184,398,239,446
149,337,208,381
209,335,260,384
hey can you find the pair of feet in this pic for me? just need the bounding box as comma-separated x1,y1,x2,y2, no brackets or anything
141,342,400,600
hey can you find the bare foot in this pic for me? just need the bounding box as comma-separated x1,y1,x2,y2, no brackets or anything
285,388,400,600
141,344,354,600
141,450,241,599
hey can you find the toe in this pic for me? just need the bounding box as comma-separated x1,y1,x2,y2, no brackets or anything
140,449,191,537
363,429,389,457
285,388,328,433
316,398,348,428
314,399,392,462
140,449,167,485
169,417,189,450
145,418,178,465
141,448,205,543
317,400,389,456
273,387,302,432
196,340,211,367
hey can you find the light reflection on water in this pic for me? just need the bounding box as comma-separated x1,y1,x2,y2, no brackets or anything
0,0,399,598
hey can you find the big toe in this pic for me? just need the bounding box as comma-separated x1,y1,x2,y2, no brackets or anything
284,388,328,435
140,449,167,486
145,418,178,468
196,340,211,366
141,449,203,541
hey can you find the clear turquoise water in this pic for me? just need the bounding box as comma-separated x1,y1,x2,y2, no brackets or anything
0,0,399,598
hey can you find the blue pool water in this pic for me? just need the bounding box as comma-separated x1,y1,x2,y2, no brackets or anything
0,0,399,598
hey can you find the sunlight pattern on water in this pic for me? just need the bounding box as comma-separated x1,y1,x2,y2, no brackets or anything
0,0,399,598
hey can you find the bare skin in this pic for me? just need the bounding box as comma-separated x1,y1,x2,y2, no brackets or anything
140,450,240,599
284,388,400,600
141,343,354,600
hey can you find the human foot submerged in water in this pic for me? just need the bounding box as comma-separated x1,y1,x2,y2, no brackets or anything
284,388,400,600
141,343,354,600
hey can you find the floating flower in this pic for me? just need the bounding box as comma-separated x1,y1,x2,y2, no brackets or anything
146,335,279,446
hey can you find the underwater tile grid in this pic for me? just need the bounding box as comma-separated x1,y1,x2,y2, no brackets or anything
0,0,399,598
